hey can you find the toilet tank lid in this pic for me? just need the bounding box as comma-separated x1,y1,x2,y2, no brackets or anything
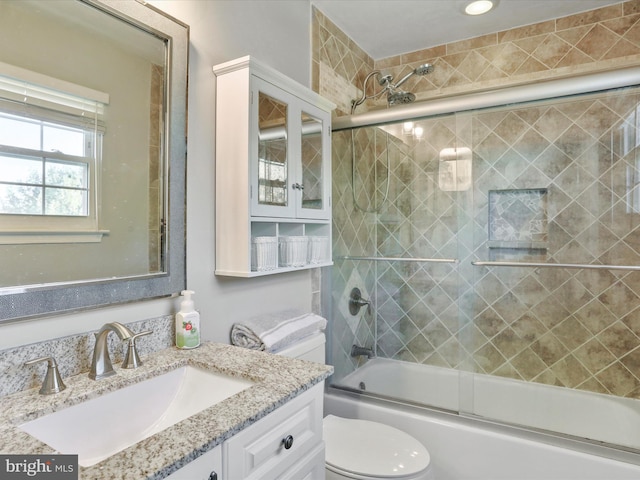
324,415,431,478
273,332,325,358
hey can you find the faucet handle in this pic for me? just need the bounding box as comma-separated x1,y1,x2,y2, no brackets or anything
122,330,152,369
24,356,67,395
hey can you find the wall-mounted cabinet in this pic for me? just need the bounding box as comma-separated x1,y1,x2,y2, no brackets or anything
213,56,335,277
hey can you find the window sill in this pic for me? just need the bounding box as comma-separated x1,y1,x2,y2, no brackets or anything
0,230,109,245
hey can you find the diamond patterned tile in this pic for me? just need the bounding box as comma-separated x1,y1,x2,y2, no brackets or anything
574,338,617,374
552,316,592,350
317,3,640,400
596,361,640,397
598,321,640,357
475,343,508,374
576,24,622,60
531,332,569,367
550,355,591,388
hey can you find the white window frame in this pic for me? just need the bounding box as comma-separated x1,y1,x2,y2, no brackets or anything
0,63,109,244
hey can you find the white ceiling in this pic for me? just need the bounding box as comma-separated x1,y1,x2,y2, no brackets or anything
311,0,622,60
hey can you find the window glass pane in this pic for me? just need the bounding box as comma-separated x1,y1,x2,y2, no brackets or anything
45,160,86,188
43,124,85,156
44,187,87,216
0,184,42,214
0,115,41,150
0,155,42,183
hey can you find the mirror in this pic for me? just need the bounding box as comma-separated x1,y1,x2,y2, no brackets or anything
300,112,324,211
257,91,289,208
0,0,188,322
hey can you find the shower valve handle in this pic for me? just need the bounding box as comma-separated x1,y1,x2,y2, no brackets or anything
349,287,371,315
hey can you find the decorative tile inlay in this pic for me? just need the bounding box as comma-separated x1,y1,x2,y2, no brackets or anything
488,188,548,248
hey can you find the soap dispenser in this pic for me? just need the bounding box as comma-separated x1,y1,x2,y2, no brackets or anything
176,290,200,349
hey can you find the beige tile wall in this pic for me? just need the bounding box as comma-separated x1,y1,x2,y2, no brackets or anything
314,1,640,115
315,2,640,399
148,64,164,272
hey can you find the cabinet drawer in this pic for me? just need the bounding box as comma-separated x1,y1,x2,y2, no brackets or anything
223,382,323,480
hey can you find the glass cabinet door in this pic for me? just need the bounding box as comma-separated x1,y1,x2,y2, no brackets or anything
300,111,324,212
251,76,330,220
298,108,330,219
257,89,290,212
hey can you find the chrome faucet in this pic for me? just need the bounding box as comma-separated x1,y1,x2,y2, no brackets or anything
351,344,375,359
89,322,134,380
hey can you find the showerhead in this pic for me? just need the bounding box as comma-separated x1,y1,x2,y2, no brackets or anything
351,62,435,113
387,91,416,105
394,63,435,89
414,63,435,76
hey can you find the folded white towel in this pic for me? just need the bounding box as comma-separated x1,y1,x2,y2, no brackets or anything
231,310,327,352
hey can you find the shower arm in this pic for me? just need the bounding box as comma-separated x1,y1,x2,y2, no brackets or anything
351,70,392,113
392,70,417,90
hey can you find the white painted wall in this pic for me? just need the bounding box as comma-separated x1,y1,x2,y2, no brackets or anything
0,0,314,349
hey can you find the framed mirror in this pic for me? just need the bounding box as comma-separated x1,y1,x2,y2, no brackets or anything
0,0,188,322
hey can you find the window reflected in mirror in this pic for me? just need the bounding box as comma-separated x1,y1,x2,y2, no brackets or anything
257,91,288,207
0,0,167,288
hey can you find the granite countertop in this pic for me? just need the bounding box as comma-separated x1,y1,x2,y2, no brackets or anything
0,342,333,479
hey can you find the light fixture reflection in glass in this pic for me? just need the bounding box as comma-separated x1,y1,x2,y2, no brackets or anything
401,121,423,140
465,0,494,15
439,147,472,191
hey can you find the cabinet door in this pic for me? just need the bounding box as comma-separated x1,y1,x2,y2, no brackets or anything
251,77,295,218
297,105,331,220
223,382,323,480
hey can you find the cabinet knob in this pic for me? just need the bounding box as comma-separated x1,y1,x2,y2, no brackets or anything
282,434,294,450
207,471,217,480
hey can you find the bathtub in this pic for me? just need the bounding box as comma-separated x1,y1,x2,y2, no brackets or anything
325,357,640,479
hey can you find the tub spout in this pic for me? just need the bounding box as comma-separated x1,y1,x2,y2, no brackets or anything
351,344,375,359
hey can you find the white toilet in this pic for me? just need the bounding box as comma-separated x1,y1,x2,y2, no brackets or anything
276,333,434,480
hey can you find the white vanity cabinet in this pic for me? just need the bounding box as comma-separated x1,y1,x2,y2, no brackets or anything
213,56,335,277
223,382,324,480
166,382,325,480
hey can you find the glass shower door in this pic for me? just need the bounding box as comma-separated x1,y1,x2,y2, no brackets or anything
329,81,640,452
462,85,640,451
329,117,466,414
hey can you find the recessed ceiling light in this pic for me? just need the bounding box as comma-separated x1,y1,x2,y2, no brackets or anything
465,0,494,15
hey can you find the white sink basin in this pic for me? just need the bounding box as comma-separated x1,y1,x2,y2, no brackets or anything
19,366,254,467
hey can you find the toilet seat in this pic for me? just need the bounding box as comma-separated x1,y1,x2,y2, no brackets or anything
324,415,431,479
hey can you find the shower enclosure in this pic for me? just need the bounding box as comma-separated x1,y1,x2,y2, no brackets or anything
329,67,640,454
